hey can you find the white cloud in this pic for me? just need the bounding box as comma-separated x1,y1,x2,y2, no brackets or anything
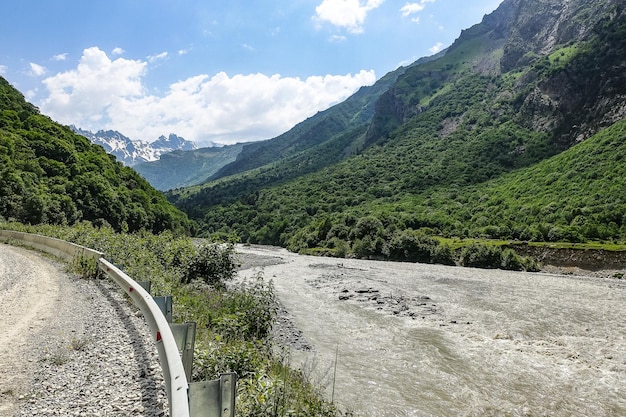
39,47,376,146
112,47,125,55
0,65,7,75
41,47,146,126
429,42,444,54
25,89,38,100
52,53,67,61
400,3,425,16
314,0,385,34
148,51,168,63
400,0,436,21
330,34,347,42
29,62,47,77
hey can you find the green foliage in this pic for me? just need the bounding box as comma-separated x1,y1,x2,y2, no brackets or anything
164,4,626,265
213,274,278,341
386,230,440,263
236,366,340,417
0,77,192,234
459,242,539,271
193,340,268,380
67,255,101,279
182,241,238,286
460,243,505,269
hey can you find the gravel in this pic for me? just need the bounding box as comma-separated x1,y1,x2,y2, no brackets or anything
0,244,169,417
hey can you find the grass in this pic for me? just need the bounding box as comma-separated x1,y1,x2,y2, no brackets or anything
437,236,626,252
70,337,91,352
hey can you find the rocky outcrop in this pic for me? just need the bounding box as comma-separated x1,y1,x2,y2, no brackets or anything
513,1,626,147
500,0,618,71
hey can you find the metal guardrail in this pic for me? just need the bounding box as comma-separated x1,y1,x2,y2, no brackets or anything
99,259,191,417
0,230,236,417
0,230,102,262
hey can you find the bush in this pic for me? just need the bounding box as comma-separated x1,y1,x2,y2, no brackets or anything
215,273,278,341
182,242,238,286
500,248,523,271
386,230,437,263
431,243,456,266
351,235,383,259
193,340,267,380
460,243,503,269
461,243,540,271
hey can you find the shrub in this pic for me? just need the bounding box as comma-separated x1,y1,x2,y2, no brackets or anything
386,230,437,263
193,340,267,380
460,243,503,269
351,235,383,259
182,242,238,286
431,243,456,266
215,273,278,341
500,248,523,271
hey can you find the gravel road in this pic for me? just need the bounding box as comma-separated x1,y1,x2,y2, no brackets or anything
0,244,168,417
236,244,626,417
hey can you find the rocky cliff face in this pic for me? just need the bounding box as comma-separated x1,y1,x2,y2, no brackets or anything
515,0,626,147
365,0,625,151
501,0,618,71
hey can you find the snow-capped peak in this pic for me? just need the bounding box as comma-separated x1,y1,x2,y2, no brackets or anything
70,126,197,166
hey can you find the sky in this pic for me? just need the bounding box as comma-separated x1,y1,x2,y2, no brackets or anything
1,0,504,146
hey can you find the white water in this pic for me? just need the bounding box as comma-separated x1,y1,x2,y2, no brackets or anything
237,245,626,417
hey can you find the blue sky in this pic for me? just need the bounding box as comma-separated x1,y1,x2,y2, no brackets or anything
1,0,503,146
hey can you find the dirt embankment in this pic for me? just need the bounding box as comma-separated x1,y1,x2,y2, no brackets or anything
509,244,626,273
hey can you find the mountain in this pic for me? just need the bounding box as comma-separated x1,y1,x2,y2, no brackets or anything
167,0,626,258
70,126,198,166
209,53,444,181
132,54,442,192
133,143,246,191
0,77,192,234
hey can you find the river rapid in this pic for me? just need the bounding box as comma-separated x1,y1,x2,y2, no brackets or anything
236,244,626,417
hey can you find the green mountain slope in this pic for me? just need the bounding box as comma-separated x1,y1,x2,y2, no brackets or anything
133,143,245,191
168,0,625,254
0,77,192,234
399,118,626,243
210,54,443,181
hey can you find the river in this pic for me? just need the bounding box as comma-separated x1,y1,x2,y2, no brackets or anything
236,244,626,417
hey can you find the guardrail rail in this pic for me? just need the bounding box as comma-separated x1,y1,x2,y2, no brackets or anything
0,230,236,417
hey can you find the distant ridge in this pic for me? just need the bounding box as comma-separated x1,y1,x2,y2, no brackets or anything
70,126,199,166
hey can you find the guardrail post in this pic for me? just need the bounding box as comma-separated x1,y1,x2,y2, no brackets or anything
137,280,152,293
171,322,197,382
154,295,173,323
189,373,237,417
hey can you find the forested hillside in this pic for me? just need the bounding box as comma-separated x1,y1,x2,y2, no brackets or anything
0,77,192,234
168,0,625,258
134,143,245,191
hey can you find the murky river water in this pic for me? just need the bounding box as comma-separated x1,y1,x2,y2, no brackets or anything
236,245,626,417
